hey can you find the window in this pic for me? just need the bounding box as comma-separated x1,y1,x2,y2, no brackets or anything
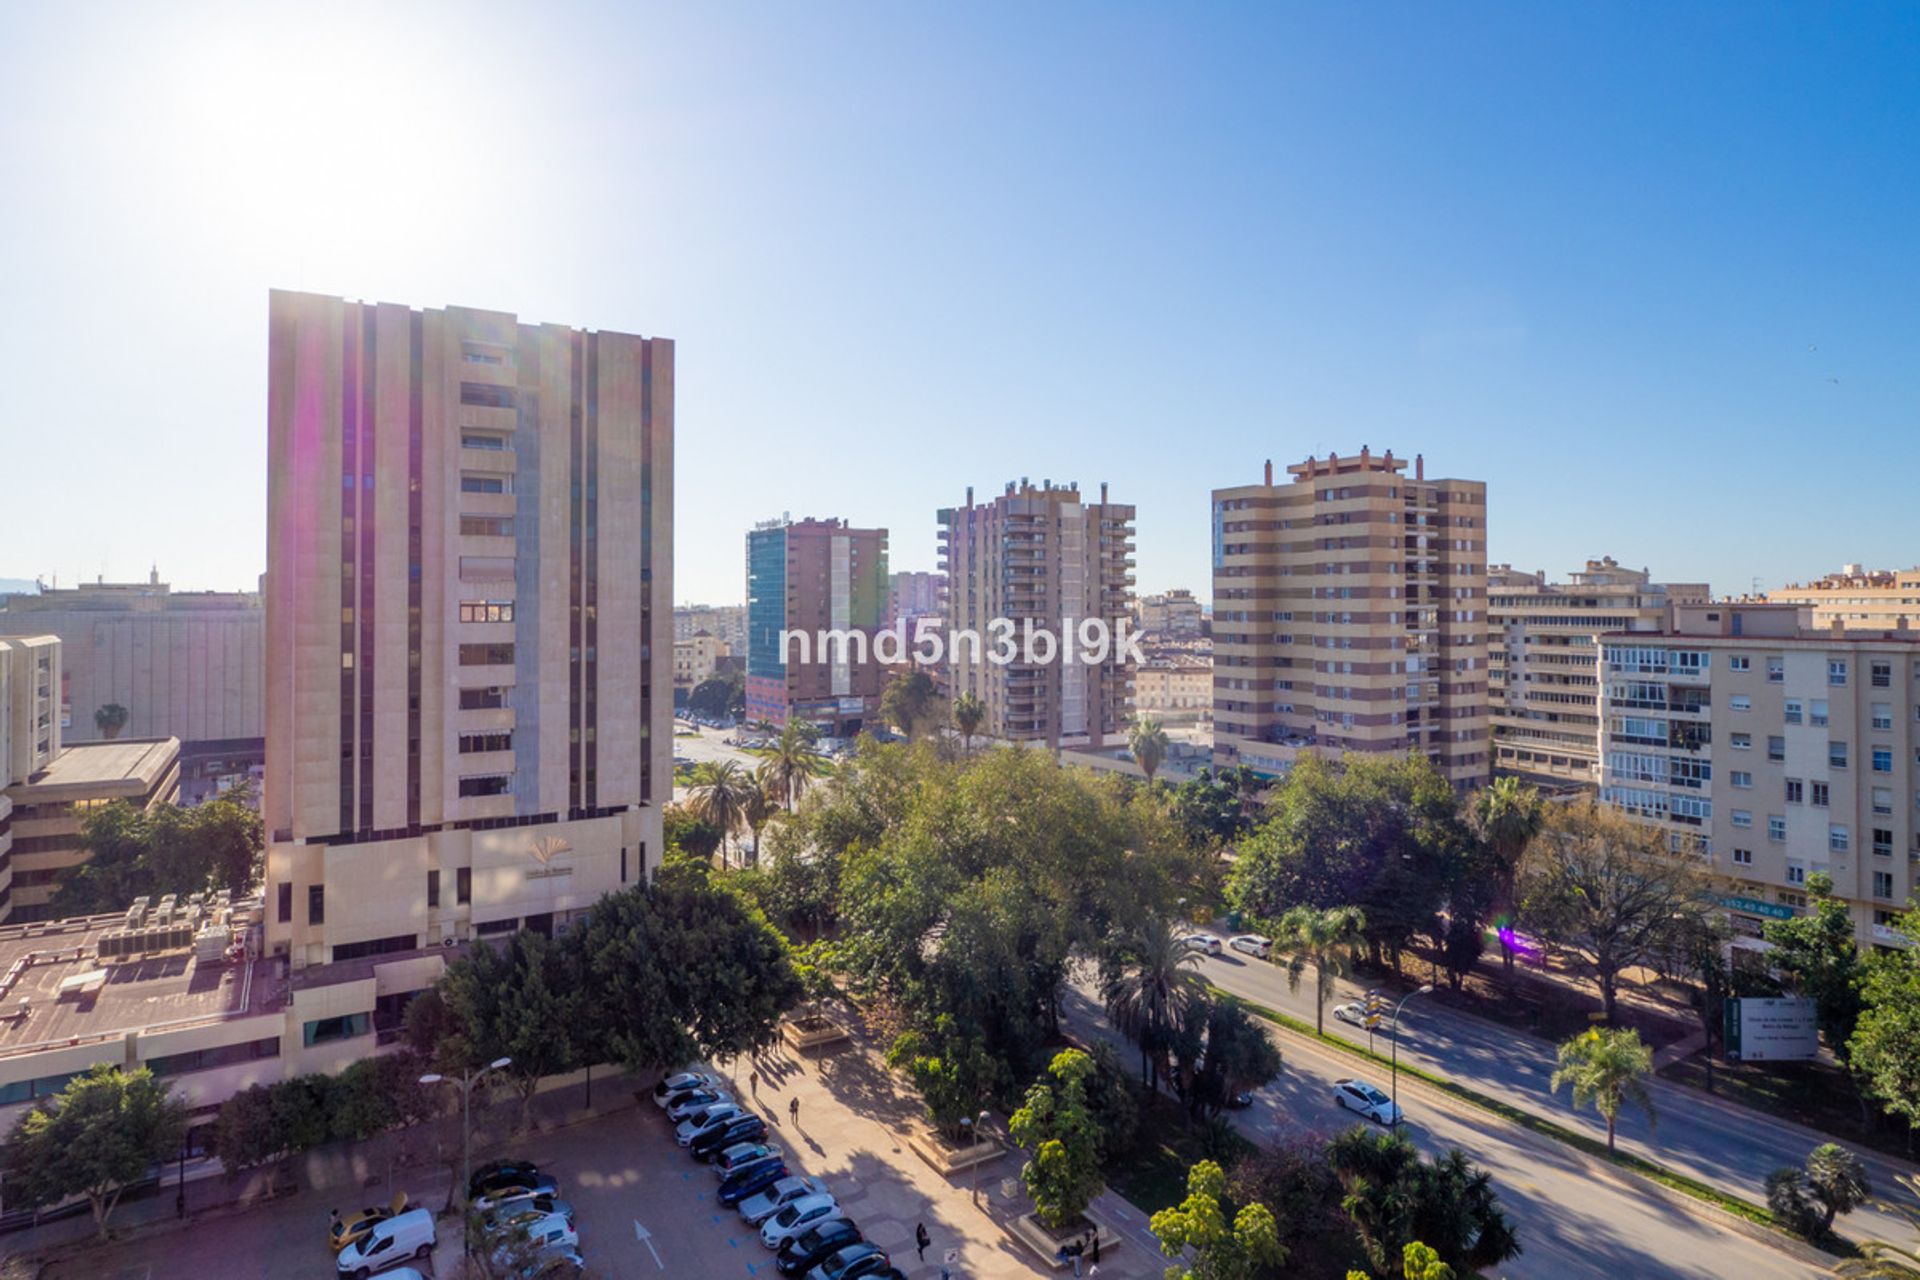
1873,828,1893,856
1874,871,1895,900
302,1012,372,1047
1731,809,1753,829
458,643,515,666
146,1037,278,1078
461,346,506,367
1873,747,1894,773
1729,656,1751,672
1768,816,1787,842
458,731,512,754
1786,778,1804,804
459,601,514,623
1873,787,1894,816
1784,699,1803,724
1830,742,1849,769
1830,824,1850,853
1788,864,1807,885
459,516,514,537
1732,847,1754,865
1767,656,1784,683
458,686,507,710
1872,703,1894,730
277,881,292,923
459,381,516,409
1768,735,1786,761
427,869,440,909
1731,733,1752,750
457,867,471,905
1829,660,1849,686
458,774,511,797
461,431,508,450
307,884,325,925
460,474,509,495
1871,661,1892,688
1811,700,1830,726
1730,695,1752,712
1730,770,1753,788
1812,781,1831,807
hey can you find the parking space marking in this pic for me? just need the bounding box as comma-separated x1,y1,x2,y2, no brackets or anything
632,1220,664,1270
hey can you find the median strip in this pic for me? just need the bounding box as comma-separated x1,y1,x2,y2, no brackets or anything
1211,984,1856,1261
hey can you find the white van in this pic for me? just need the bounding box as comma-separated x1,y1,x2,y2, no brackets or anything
337,1207,436,1277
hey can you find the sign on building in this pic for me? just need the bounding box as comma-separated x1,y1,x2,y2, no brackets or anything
1723,997,1819,1062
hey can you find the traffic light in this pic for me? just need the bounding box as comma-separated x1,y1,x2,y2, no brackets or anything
1363,989,1387,1031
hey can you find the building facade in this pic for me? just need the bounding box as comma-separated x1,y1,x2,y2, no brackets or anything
886,570,944,628
744,518,888,734
1764,566,1920,630
674,603,748,654
938,480,1136,748
1598,602,1918,949
1212,449,1490,786
265,290,672,968
1134,645,1213,725
1136,588,1205,638
1489,558,1709,789
672,631,728,698
0,636,61,919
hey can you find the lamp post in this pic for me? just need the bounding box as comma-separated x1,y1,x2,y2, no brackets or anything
969,1109,989,1205
1388,985,1432,1131
421,1056,512,1255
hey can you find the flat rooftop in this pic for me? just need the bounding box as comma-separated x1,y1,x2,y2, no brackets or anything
0,914,275,1058
10,738,179,799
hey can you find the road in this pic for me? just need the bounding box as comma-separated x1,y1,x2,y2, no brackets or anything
1062,983,1819,1280
1185,932,1916,1248
669,723,764,800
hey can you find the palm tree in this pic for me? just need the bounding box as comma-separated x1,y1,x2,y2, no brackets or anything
1128,717,1171,784
1804,1143,1873,1237
761,720,824,809
1550,1026,1654,1153
1839,1172,1920,1278
94,703,129,741
686,759,752,864
1472,776,1544,982
952,692,986,753
1102,916,1208,1092
1276,904,1366,1036
740,774,781,867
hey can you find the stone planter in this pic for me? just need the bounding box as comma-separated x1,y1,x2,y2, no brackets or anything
904,1128,1005,1177
781,1014,851,1050
1007,1209,1119,1270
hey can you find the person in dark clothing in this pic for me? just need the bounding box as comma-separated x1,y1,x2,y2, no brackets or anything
916,1222,931,1260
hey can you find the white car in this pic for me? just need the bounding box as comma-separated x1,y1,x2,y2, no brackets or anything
676,1103,746,1147
1333,1002,1368,1028
1180,933,1223,956
653,1071,717,1107
738,1175,829,1224
666,1089,733,1123
759,1196,842,1249
490,1211,578,1253
1333,1077,1402,1125
1228,934,1272,959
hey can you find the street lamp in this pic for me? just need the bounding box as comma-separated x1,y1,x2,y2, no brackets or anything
1389,985,1432,1131
422,1055,513,1255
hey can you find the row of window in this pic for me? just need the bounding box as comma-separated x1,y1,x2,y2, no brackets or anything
460,516,514,538
459,731,513,754
459,600,514,623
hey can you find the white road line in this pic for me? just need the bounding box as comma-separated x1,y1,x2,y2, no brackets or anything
632,1219,665,1269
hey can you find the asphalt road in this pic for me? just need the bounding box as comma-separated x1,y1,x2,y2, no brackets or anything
1184,931,1917,1248
1061,982,1819,1280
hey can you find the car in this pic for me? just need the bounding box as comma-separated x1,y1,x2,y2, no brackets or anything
331,1192,409,1253
712,1141,783,1176
1180,933,1222,956
1228,933,1273,959
469,1159,546,1199
691,1113,767,1159
482,1198,576,1237
472,1175,561,1212
738,1175,829,1225
672,1097,741,1136
808,1241,891,1280
719,1158,790,1205
1225,1090,1255,1109
760,1195,842,1248
666,1088,733,1122
653,1070,716,1105
336,1207,436,1278
1333,1077,1402,1125
1333,1002,1368,1029
489,1211,578,1255
777,1218,864,1276
861,1271,907,1280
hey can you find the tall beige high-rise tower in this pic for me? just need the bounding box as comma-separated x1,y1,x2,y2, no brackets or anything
938,480,1135,748
265,290,672,967
1211,449,1490,788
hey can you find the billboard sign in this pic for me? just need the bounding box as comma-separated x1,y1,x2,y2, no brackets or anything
1724,997,1819,1062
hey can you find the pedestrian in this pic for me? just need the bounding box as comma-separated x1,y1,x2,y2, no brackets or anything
789,1095,800,1126
1091,1230,1100,1264
750,1067,759,1096
940,1268,952,1280
1069,1238,1084,1277
916,1222,931,1261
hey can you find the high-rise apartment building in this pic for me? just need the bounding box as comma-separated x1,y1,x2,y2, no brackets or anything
745,518,888,734
1764,566,1920,630
674,603,748,654
1598,602,1918,950
938,480,1136,747
1212,449,1490,787
1136,589,1205,638
1488,558,1709,789
265,290,672,968
886,571,944,628
0,636,60,917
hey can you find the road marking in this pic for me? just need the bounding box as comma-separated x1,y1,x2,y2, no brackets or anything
632,1220,665,1270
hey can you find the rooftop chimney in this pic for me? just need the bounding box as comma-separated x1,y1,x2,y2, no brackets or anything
1263,458,1273,485
1415,453,1425,481
1100,481,1108,505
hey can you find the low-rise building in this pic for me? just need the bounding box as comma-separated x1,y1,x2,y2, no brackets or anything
1763,565,1920,630
672,631,730,698
1135,589,1205,638
1133,642,1213,724
4,737,182,921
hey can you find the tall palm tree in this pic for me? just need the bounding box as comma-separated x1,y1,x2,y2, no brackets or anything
952,692,986,754
1102,916,1208,1092
1550,1026,1654,1152
739,774,781,867
1838,1172,1920,1278
761,720,824,809
1276,904,1367,1036
686,759,752,865
1128,717,1171,784
1473,776,1545,981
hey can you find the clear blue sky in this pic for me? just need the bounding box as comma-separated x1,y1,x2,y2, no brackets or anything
2,2,1915,605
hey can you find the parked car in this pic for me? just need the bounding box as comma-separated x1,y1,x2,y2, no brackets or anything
473,1175,561,1212
808,1242,890,1280
719,1159,790,1206
1180,933,1223,956
1332,1077,1402,1125
336,1207,436,1278
777,1218,864,1276
673,1097,741,1135
475,1189,568,1221
1228,933,1273,959
1333,1002,1368,1028
691,1113,767,1159
331,1192,409,1253
666,1088,733,1122
482,1198,576,1237
487,1211,578,1257
760,1196,841,1248
469,1160,546,1199
653,1071,716,1105
712,1141,782,1176
739,1176,829,1225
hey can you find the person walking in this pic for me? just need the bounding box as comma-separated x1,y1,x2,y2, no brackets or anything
789,1095,800,1126
915,1222,931,1261
750,1067,759,1096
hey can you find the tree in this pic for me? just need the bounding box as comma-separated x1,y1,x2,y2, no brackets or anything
1851,905,1920,1131
1326,1128,1519,1276
740,773,781,865
686,759,753,863
687,670,744,720
1276,904,1366,1037
663,803,723,862
1150,1159,1286,1280
886,1013,1006,1142
1672,910,1736,1093
1471,777,1544,982
1767,1143,1871,1240
1171,769,1254,850
952,691,986,752
5,1064,187,1237
1103,916,1208,1091
1516,802,1707,1022
53,789,265,916
93,702,129,740
761,720,825,809
1764,871,1864,1064
438,929,586,1129
1008,1049,1105,1229
1550,1026,1654,1153
1129,717,1171,784
1838,1172,1920,1278
1188,997,1284,1121
879,669,942,740
1231,1135,1363,1277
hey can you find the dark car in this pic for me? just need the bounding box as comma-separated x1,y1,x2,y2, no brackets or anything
718,1159,789,1206
691,1114,767,1160
777,1219,863,1276
812,1242,891,1280
469,1159,545,1199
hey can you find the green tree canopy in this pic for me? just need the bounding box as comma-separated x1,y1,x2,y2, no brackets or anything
1550,1026,1654,1152
878,669,942,740
1764,871,1865,1064
1150,1158,1286,1280
53,788,264,916
1009,1049,1105,1229
6,1064,188,1237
